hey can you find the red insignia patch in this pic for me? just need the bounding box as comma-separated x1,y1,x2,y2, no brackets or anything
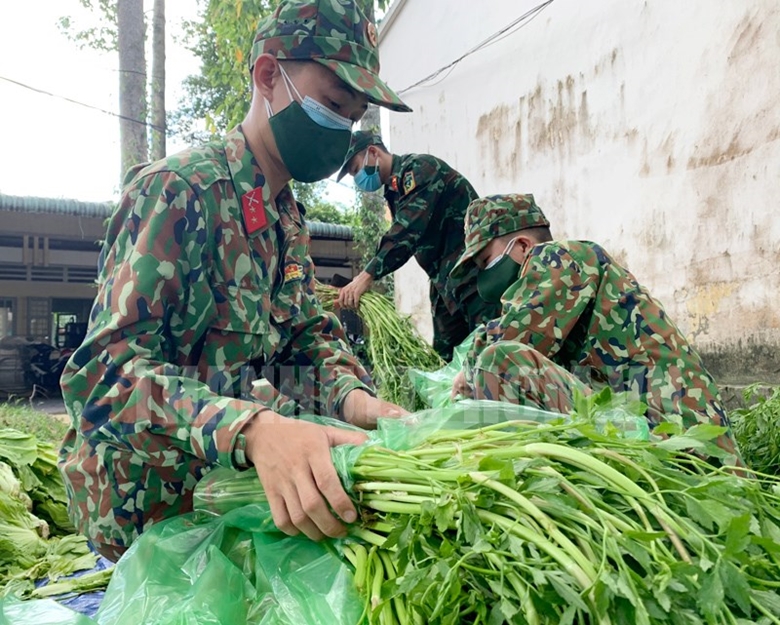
390,176,399,192
242,188,267,234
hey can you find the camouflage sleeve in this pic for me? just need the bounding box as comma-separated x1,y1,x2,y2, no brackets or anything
363,165,438,279
61,171,262,470
270,250,375,417
466,244,599,377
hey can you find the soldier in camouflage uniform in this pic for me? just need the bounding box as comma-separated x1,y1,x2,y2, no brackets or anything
59,0,412,561
336,131,500,360
449,194,741,462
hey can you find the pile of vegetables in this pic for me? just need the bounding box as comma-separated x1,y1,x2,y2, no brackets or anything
340,417,780,624
0,428,107,599
316,283,444,409
731,384,780,476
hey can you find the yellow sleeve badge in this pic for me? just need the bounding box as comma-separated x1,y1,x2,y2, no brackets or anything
284,263,304,283
402,171,417,195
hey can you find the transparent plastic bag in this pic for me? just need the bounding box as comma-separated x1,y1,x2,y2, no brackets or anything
408,329,477,408
195,400,649,516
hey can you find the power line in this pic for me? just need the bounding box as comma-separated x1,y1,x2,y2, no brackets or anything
0,75,165,132
397,0,555,96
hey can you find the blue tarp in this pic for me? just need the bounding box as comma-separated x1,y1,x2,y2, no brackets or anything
37,556,113,618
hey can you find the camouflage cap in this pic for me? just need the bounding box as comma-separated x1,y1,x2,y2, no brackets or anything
336,131,386,180
250,0,412,113
450,194,550,282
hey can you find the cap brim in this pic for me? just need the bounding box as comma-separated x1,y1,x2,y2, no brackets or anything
449,240,487,284
315,59,412,113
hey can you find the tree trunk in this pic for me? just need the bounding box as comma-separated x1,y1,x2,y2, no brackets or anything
118,0,148,180
150,0,166,161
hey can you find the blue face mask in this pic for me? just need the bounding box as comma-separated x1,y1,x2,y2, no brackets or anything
354,150,382,192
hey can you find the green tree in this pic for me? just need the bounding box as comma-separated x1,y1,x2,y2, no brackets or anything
174,0,388,224
292,181,353,226
58,0,168,179
58,0,117,52
171,0,271,142
173,0,388,139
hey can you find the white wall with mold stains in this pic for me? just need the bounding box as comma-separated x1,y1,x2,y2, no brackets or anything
377,0,780,380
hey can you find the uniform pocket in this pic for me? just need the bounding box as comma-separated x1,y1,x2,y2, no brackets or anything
197,284,272,370
211,284,269,335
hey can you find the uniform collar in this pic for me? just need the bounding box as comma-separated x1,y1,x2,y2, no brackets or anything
384,154,404,198
225,125,281,235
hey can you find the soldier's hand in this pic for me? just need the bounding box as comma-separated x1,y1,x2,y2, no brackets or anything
341,388,409,429
243,411,368,541
451,370,473,400
337,271,374,309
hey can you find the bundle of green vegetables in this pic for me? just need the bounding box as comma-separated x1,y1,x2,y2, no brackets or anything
0,428,104,598
731,384,780,476
316,283,444,409
341,419,780,624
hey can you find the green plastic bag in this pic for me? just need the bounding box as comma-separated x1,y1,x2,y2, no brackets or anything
0,596,95,625
408,330,476,408
0,401,648,624
1,504,363,625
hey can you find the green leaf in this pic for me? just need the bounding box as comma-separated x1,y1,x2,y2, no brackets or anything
719,560,752,615
548,573,589,612
434,500,455,533
753,589,780,617
520,476,560,495
697,566,724,623
499,597,519,621
653,421,684,436
461,502,482,545
0,429,38,467
559,604,577,625
698,553,715,573
724,514,753,557
656,436,708,453
682,424,729,442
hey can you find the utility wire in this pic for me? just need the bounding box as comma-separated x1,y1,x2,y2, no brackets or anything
397,0,555,96
0,75,165,132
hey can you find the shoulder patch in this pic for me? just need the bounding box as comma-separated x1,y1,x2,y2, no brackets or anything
284,262,304,283
402,171,417,195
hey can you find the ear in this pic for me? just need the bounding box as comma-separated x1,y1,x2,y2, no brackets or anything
509,234,536,263
252,54,281,103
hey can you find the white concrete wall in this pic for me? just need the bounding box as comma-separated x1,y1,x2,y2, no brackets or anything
379,0,780,377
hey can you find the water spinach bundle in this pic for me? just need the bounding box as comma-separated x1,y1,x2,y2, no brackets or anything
342,420,780,625
316,283,443,409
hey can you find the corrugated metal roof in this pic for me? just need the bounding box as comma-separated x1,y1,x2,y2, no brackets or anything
0,193,114,218
308,222,353,240
0,193,353,240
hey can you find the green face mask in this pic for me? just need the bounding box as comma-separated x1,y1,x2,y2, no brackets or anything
268,102,352,182
265,66,353,183
477,239,522,303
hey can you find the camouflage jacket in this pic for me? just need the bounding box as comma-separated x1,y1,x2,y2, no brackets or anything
59,127,373,551
364,154,479,313
467,240,729,430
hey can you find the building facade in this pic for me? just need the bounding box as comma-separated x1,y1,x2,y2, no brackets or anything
0,193,359,345
377,0,780,387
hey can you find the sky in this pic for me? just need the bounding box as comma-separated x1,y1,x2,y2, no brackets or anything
0,0,356,206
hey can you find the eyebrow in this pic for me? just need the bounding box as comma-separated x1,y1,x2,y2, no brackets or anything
333,81,368,109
